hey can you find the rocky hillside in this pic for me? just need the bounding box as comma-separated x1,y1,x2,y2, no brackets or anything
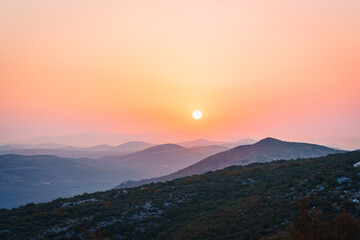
0,151,359,239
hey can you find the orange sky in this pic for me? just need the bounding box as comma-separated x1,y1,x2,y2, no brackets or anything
1,0,360,143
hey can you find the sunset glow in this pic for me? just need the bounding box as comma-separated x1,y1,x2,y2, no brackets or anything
0,0,360,144
193,110,202,120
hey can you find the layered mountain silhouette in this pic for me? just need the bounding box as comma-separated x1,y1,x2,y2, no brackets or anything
0,143,67,151
100,144,229,177
111,141,155,152
11,132,232,146
115,137,343,188
3,151,359,239
0,154,148,208
0,144,227,208
0,138,345,208
0,141,155,159
177,138,256,148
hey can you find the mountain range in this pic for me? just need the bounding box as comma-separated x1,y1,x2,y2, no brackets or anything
1,151,359,239
0,138,345,209
177,138,256,148
116,137,342,188
0,143,227,208
100,144,229,177
0,154,147,209
0,141,155,159
8,131,359,150
10,132,249,147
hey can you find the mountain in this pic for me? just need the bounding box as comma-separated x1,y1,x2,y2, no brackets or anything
100,144,229,177
116,137,343,188
113,141,155,152
222,138,257,148
10,132,139,146
0,148,132,159
11,131,212,146
85,144,115,151
0,143,68,151
177,138,256,148
0,141,155,159
177,138,231,148
0,154,149,209
11,131,257,148
79,141,155,152
1,151,359,239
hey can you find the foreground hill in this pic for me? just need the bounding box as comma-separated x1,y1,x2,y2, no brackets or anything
0,154,148,209
116,138,342,188
100,144,229,177
1,151,359,239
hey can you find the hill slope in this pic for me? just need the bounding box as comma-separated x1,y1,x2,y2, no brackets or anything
116,138,342,188
1,151,359,239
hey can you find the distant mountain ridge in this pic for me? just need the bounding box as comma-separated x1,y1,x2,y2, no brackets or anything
0,143,68,151
116,137,343,188
10,132,224,146
112,141,155,152
0,154,147,208
100,144,228,177
65,141,155,152
177,138,256,148
0,143,228,208
0,141,155,159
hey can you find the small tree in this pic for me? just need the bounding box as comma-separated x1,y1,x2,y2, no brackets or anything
262,196,360,240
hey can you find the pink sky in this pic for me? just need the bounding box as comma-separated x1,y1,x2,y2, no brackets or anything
1,0,360,143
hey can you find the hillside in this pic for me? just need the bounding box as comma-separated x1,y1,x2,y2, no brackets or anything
100,144,228,177
0,154,148,209
0,151,359,239
116,138,342,188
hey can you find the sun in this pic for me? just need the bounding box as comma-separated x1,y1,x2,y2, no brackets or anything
192,110,202,120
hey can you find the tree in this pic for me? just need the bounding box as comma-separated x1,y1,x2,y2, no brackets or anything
263,197,360,240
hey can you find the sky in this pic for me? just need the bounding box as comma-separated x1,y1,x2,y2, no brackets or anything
1,0,360,144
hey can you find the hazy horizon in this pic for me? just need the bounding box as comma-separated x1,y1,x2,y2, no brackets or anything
0,131,358,151
1,1,360,236
1,1,360,148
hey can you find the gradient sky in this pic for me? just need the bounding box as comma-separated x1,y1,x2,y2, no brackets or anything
1,0,360,143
